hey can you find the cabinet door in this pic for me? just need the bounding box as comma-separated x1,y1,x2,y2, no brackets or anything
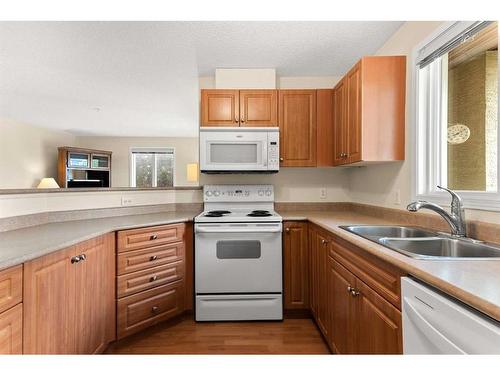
308,228,318,318
328,258,357,354
239,90,277,127
356,278,402,354
0,304,22,354
346,63,362,163
333,79,348,166
279,90,317,166
201,89,239,126
283,222,309,310
316,89,334,166
314,231,329,337
75,234,116,354
24,245,77,354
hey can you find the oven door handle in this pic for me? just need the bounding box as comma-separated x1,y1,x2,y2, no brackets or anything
195,226,282,234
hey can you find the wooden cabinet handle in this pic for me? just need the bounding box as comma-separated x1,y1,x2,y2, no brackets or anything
241,116,245,123
150,234,158,240
149,275,158,282
321,239,329,245
149,255,158,261
151,306,159,314
285,227,290,233
235,116,239,123
279,157,284,162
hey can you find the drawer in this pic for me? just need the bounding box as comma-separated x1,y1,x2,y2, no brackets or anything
330,234,403,309
117,242,185,275
0,265,23,314
0,303,23,354
117,223,185,253
117,261,185,298
117,280,184,339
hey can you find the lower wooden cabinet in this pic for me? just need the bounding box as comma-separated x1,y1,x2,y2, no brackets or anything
116,223,188,339
23,233,116,354
309,226,330,338
283,222,309,310
296,222,404,355
0,303,23,354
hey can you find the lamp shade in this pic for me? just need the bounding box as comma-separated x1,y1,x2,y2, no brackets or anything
186,163,199,183
37,178,60,189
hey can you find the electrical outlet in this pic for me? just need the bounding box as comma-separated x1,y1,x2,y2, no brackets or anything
394,190,401,205
121,196,134,206
320,188,327,200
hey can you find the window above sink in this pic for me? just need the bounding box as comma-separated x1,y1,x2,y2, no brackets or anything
413,21,500,211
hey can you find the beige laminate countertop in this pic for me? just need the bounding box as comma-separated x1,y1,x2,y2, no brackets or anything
0,210,200,272
280,210,500,322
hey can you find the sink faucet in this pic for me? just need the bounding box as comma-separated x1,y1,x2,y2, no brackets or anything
407,186,466,237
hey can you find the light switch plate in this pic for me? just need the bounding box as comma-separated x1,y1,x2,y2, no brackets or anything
320,188,327,200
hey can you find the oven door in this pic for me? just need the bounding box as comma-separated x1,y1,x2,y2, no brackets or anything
200,130,269,172
195,223,282,293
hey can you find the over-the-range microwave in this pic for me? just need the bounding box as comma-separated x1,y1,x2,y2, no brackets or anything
199,127,279,173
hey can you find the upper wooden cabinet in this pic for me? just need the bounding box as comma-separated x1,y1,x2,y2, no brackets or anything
283,222,309,311
23,234,116,354
279,90,317,167
333,56,406,166
201,89,277,127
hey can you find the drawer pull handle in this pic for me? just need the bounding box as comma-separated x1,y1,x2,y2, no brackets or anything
150,234,158,240
347,285,354,293
351,289,360,297
149,255,158,261
71,255,81,264
321,239,329,245
150,275,158,282
79,254,86,261
151,306,160,314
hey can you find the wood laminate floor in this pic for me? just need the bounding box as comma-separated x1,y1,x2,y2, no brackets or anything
106,317,330,354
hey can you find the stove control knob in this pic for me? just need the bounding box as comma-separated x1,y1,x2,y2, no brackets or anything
258,190,264,196
214,191,220,197
265,190,272,196
206,191,213,197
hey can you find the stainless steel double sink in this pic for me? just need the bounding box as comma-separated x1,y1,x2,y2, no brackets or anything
340,225,500,260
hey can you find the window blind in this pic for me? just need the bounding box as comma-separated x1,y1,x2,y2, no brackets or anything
417,21,493,68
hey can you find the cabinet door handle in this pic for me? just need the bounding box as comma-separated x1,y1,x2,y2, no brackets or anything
79,254,86,261
241,116,245,123
151,306,159,314
351,289,360,297
235,116,239,123
149,275,158,282
279,157,284,162
347,285,354,293
285,228,290,233
71,255,81,264
149,255,158,261
150,234,158,241
321,239,329,245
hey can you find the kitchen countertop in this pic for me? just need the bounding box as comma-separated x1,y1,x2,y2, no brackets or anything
280,210,500,322
0,210,200,271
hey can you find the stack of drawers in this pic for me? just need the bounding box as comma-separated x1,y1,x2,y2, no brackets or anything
116,223,186,339
0,265,23,354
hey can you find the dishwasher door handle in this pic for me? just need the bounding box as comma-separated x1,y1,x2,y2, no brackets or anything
404,297,466,354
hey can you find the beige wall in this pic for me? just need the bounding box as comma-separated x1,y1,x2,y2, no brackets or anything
76,136,199,187
347,21,500,224
0,118,76,189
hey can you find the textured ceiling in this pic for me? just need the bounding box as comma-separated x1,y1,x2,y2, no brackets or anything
0,21,403,137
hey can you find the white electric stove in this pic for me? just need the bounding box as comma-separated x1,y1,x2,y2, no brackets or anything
194,185,283,321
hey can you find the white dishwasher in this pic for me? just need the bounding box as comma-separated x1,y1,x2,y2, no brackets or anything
401,277,500,354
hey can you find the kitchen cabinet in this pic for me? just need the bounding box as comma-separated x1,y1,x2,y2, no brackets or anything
316,89,335,166
0,265,22,314
279,90,317,167
0,303,23,354
201,89,277,127
283,222,309,311
328,233,403,354
23,233,115,354
309,226,329,338
116,223,188,339
333,56,406,166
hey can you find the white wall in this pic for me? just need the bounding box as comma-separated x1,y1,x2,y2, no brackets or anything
76,136,199,187
346,21,500,224
0,118,76,189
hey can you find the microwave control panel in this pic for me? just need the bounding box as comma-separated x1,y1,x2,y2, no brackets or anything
267,131,280,170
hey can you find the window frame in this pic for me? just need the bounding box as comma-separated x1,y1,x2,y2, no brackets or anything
412,21,500,211
129,147,175,188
